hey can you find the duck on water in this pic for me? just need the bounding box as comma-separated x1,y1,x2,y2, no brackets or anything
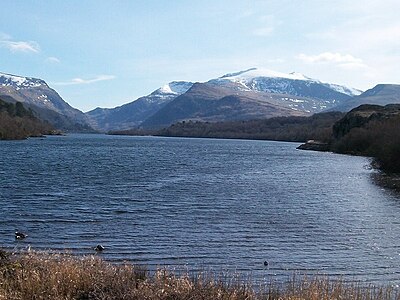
15,231,27,240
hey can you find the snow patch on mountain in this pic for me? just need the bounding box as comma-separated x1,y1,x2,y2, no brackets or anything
220,68,312,82
216,68,361,97
0,72,47,89
152,81,193,97
159,84,175,94
323,83,362,96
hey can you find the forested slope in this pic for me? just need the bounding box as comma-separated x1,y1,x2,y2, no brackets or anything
0,98,54,140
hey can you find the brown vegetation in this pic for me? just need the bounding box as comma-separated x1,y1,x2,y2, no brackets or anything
157,112,343,142
0,98,54,140
0,250,398,300
110,112,344,143
331,105,400,173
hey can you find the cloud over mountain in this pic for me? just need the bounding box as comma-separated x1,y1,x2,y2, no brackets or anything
0,39,40,53
54,75,116,86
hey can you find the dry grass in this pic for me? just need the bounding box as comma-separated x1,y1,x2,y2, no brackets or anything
273,274,399,300
0,250,398,300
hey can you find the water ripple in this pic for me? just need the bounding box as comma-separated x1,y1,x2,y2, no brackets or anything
0,134,399,285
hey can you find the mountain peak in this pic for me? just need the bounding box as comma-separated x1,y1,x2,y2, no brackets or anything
159,84,175,94
0,72,47,89
152,81,193,96
360,84,400,97
327,84,400,112
220,68,258,79
214,68,361,97
0,71,93,131
288,71,313,80
219,68,313,81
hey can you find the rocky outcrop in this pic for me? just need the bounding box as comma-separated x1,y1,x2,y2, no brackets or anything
332,104,400,138
297,140,330,151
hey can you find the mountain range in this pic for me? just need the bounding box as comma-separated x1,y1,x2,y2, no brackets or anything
0,72,93,131
88,68,364,131
1,69,400,133
329,84,400,112
87,81,194,131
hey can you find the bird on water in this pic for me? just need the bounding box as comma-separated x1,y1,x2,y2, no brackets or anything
264,261,269,266
94,244,105,252
15,231,27,240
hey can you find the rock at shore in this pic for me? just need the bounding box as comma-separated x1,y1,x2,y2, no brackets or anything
297,140,330,151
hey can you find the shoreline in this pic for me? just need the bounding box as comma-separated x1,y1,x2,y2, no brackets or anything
372,172,400,194
0,250,398,299
296,140,400,194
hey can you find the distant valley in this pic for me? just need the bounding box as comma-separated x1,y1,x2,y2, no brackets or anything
1,69,400,134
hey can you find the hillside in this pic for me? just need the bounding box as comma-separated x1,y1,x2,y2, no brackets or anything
87,81,193,131
298,104,400,174
0,72,93,131
112,111,344,143
330,84,400,112
88,68,359,131
0,97,54,140
141,82,313,128
140,69,358,129
210,68,360,99
330,104,400,173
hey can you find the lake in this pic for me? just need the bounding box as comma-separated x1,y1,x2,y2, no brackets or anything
0,134,399,286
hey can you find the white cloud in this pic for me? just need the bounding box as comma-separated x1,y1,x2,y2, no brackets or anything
46,56,61,63
297,52,370,71
54,75,116,86
297,52,363,64
0,40,40,53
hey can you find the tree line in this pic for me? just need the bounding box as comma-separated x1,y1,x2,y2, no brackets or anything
110,112,344,142
331,104,400,173
0,98,54,140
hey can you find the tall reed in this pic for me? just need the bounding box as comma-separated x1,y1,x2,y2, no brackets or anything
0,250,398,300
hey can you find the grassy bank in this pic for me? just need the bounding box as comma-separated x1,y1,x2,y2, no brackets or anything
0,250,398,299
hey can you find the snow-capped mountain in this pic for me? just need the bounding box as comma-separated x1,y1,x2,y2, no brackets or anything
141,69,364,129
211,67,361,98
219,67,313,82
0,72,93,131
88,68,365,130
323,83,361,97
140,80,313,129
155,81,194,96
191,67,362,115
87,81,193,131
0,72,47,89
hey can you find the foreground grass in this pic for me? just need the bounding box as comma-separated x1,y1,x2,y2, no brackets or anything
0,250,398,300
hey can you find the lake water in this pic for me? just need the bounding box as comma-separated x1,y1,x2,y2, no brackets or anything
0,134,399,286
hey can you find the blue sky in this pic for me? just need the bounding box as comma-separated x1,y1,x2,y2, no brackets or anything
1,0,399,112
